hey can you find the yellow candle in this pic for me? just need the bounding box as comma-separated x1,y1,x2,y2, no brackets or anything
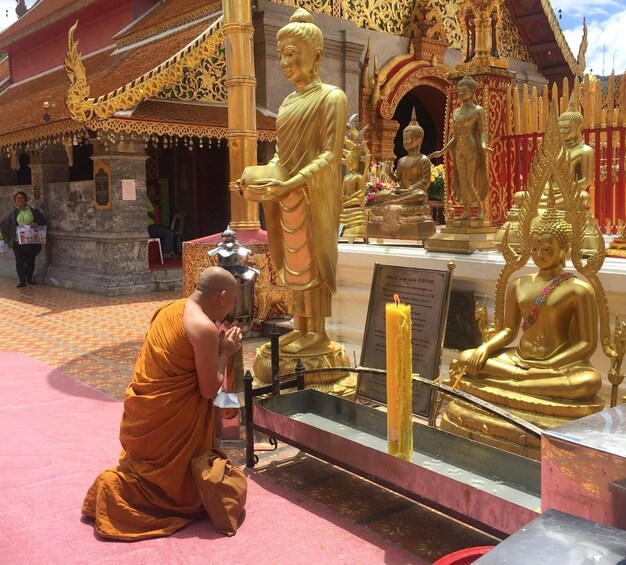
386,294,413,460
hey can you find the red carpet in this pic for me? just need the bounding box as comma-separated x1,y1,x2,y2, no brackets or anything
0,352,421,565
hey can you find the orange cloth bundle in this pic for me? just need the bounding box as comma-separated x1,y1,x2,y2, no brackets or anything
191,449,247,536
82,299,216,540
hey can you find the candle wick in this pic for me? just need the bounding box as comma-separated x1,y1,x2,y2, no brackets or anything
393,293,400,306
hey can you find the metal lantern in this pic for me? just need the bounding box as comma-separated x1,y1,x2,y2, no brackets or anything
209,228,258,445
208,228,258,336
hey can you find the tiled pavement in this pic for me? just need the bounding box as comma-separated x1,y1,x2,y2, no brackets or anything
0,276,498,561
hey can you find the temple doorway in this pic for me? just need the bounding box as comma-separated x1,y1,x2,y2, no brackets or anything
151,143,230,242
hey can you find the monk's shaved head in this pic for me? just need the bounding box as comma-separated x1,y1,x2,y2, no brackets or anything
195,266,236,297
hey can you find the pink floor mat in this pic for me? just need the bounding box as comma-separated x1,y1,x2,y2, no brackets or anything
0,352,421,565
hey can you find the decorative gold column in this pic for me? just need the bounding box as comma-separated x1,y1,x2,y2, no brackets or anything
223,0,260,230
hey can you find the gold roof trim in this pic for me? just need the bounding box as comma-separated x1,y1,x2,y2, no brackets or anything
115,4,223,48
64,16,225,122
539,0,578,75
0,120,85,152
0,0,98,49
88,117,276,142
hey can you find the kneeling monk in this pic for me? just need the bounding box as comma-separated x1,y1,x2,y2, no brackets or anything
82,266,242,540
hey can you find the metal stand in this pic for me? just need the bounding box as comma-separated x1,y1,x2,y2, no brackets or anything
244,325,305,467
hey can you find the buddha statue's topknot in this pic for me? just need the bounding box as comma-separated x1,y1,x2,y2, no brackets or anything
276,8,323,53
530,207,573,249
458,75,477,91
558,95,583,128
404,108,424,139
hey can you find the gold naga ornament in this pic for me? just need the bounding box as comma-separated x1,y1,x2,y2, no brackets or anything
439,101,625,460
339,114,370,242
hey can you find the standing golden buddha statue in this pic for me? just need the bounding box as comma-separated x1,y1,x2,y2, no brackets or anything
439,102,615,459
340,114,370,242
240,8,350,385
425,76,498,252
429,75,491,222
366,110,436,241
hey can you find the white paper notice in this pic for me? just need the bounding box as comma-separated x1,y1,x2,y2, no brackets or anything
122,179,136,201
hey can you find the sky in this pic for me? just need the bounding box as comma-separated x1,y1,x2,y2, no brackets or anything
0,0,624,76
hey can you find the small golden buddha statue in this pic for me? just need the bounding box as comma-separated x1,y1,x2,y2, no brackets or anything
240,7,350,385
429,75,491,222
497,98,601,256
340,115,369,241
441,204,604,458
367,110,435,240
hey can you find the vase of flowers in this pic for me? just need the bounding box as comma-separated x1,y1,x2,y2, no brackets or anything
428,164,445,201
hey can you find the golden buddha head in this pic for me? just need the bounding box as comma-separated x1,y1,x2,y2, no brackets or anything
457,75,477,100
276,8,323,86
530,207,573,267
402,109,424,151
558,96,584,143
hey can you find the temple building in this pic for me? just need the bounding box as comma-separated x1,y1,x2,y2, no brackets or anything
0,0,595,294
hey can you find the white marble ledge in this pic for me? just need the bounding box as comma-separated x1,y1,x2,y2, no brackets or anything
336,243,626,296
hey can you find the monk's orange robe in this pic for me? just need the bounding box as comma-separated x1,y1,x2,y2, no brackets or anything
82,299,215,540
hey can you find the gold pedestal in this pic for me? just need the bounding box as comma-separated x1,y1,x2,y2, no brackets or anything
340,208,368,242
440,390,604,460
252,340,355,395
367,218,435,241
424,220,498,253
607,237,626,258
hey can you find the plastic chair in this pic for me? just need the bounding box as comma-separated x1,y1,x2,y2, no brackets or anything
148,237,163,264
170,212,186,254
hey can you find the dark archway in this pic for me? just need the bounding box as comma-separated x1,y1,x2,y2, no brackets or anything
392,85,446,164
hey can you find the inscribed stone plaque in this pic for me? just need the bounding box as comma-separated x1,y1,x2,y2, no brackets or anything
444,290,480,351
93,161,111,209
357,263,452,417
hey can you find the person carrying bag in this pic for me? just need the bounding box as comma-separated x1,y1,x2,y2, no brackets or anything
0,191,46,288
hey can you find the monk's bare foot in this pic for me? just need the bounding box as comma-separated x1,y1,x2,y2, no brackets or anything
283,332,331,354
278,330,302,347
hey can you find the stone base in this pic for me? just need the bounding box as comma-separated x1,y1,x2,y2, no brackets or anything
44,265,182,295
252,340,355,395
367,218,436,241
424,223,498,253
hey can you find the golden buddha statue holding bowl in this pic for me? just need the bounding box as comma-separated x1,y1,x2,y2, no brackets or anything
240,8,351,386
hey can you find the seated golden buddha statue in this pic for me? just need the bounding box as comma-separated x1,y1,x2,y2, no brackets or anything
367,110,435,240
340,115,369,241
441,204,605,459
498,99,600,255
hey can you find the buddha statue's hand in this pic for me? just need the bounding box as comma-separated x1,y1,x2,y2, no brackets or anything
428,149,444,160
465,343,491,376
245,179,292,202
